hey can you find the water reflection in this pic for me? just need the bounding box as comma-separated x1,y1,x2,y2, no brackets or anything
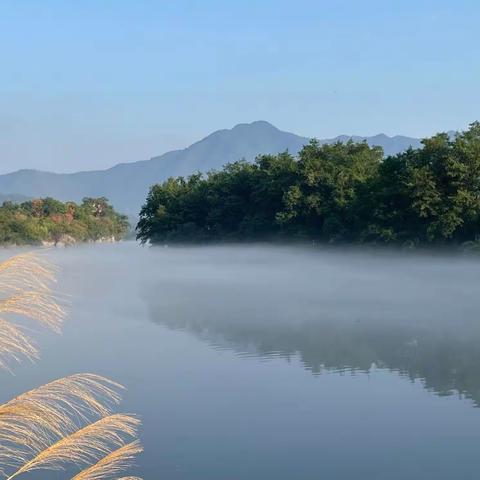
143,246,480,407
3,244,479,478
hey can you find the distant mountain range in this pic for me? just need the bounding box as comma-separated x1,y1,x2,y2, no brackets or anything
0,121,426,215
0,193,32,204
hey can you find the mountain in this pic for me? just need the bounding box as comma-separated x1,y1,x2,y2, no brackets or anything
0,193,32,204
322,133,422,156
0,121,422,215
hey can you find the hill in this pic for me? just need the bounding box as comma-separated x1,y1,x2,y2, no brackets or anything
136,122,480,247
0,197,128,246
0,121,423,215
0,193,32,204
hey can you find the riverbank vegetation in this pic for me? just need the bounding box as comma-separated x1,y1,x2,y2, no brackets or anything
0,252,143,478
137,122,480,248
0,197,129,245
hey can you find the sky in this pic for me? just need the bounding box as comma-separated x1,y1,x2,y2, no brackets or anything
0,0,479,174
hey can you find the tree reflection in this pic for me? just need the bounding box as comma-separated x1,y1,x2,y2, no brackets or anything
146,277,480,407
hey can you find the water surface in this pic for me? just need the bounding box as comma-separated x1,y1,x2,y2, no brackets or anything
2,243,480,479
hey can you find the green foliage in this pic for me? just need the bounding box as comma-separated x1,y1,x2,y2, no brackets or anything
136,122,480,247
0,197,129,245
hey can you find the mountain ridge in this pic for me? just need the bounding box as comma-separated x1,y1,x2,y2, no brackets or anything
0,121,426,214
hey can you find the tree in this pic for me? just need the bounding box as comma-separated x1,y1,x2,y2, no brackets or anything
136,122,480,248
276,140,382,240
0,197,129,246
365,122,480,245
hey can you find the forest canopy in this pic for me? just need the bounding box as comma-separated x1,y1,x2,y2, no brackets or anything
137,122,480,248
0,197,129,245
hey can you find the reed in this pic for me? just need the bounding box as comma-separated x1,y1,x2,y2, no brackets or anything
0,252,57,293
0,317,38,370
71,442,143,480
5,414,140,479
0,252,143,479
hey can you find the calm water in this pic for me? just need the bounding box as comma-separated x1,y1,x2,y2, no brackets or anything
3,243,480,479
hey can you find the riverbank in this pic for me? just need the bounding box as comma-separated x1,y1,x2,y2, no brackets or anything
0,197,129,246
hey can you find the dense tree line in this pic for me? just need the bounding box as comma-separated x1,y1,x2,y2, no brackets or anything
136,122,480,248
0,197,129,245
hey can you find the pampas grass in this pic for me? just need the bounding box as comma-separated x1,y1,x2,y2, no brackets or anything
5,414,140,479
0,252,143,479
0,317,38,370
0,252,57,293
71,442,143,480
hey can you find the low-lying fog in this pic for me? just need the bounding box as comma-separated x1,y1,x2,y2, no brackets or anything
3,243,480,479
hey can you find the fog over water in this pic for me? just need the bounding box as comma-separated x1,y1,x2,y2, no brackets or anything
2,243,480,479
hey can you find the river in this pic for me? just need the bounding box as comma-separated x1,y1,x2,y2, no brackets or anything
2,243,480,479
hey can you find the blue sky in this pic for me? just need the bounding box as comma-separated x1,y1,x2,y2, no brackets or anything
0,0,479,173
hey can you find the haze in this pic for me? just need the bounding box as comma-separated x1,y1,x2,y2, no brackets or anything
1,1,479,173
2,243,478,478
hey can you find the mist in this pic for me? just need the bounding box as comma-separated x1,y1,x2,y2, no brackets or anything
3,243,480,479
